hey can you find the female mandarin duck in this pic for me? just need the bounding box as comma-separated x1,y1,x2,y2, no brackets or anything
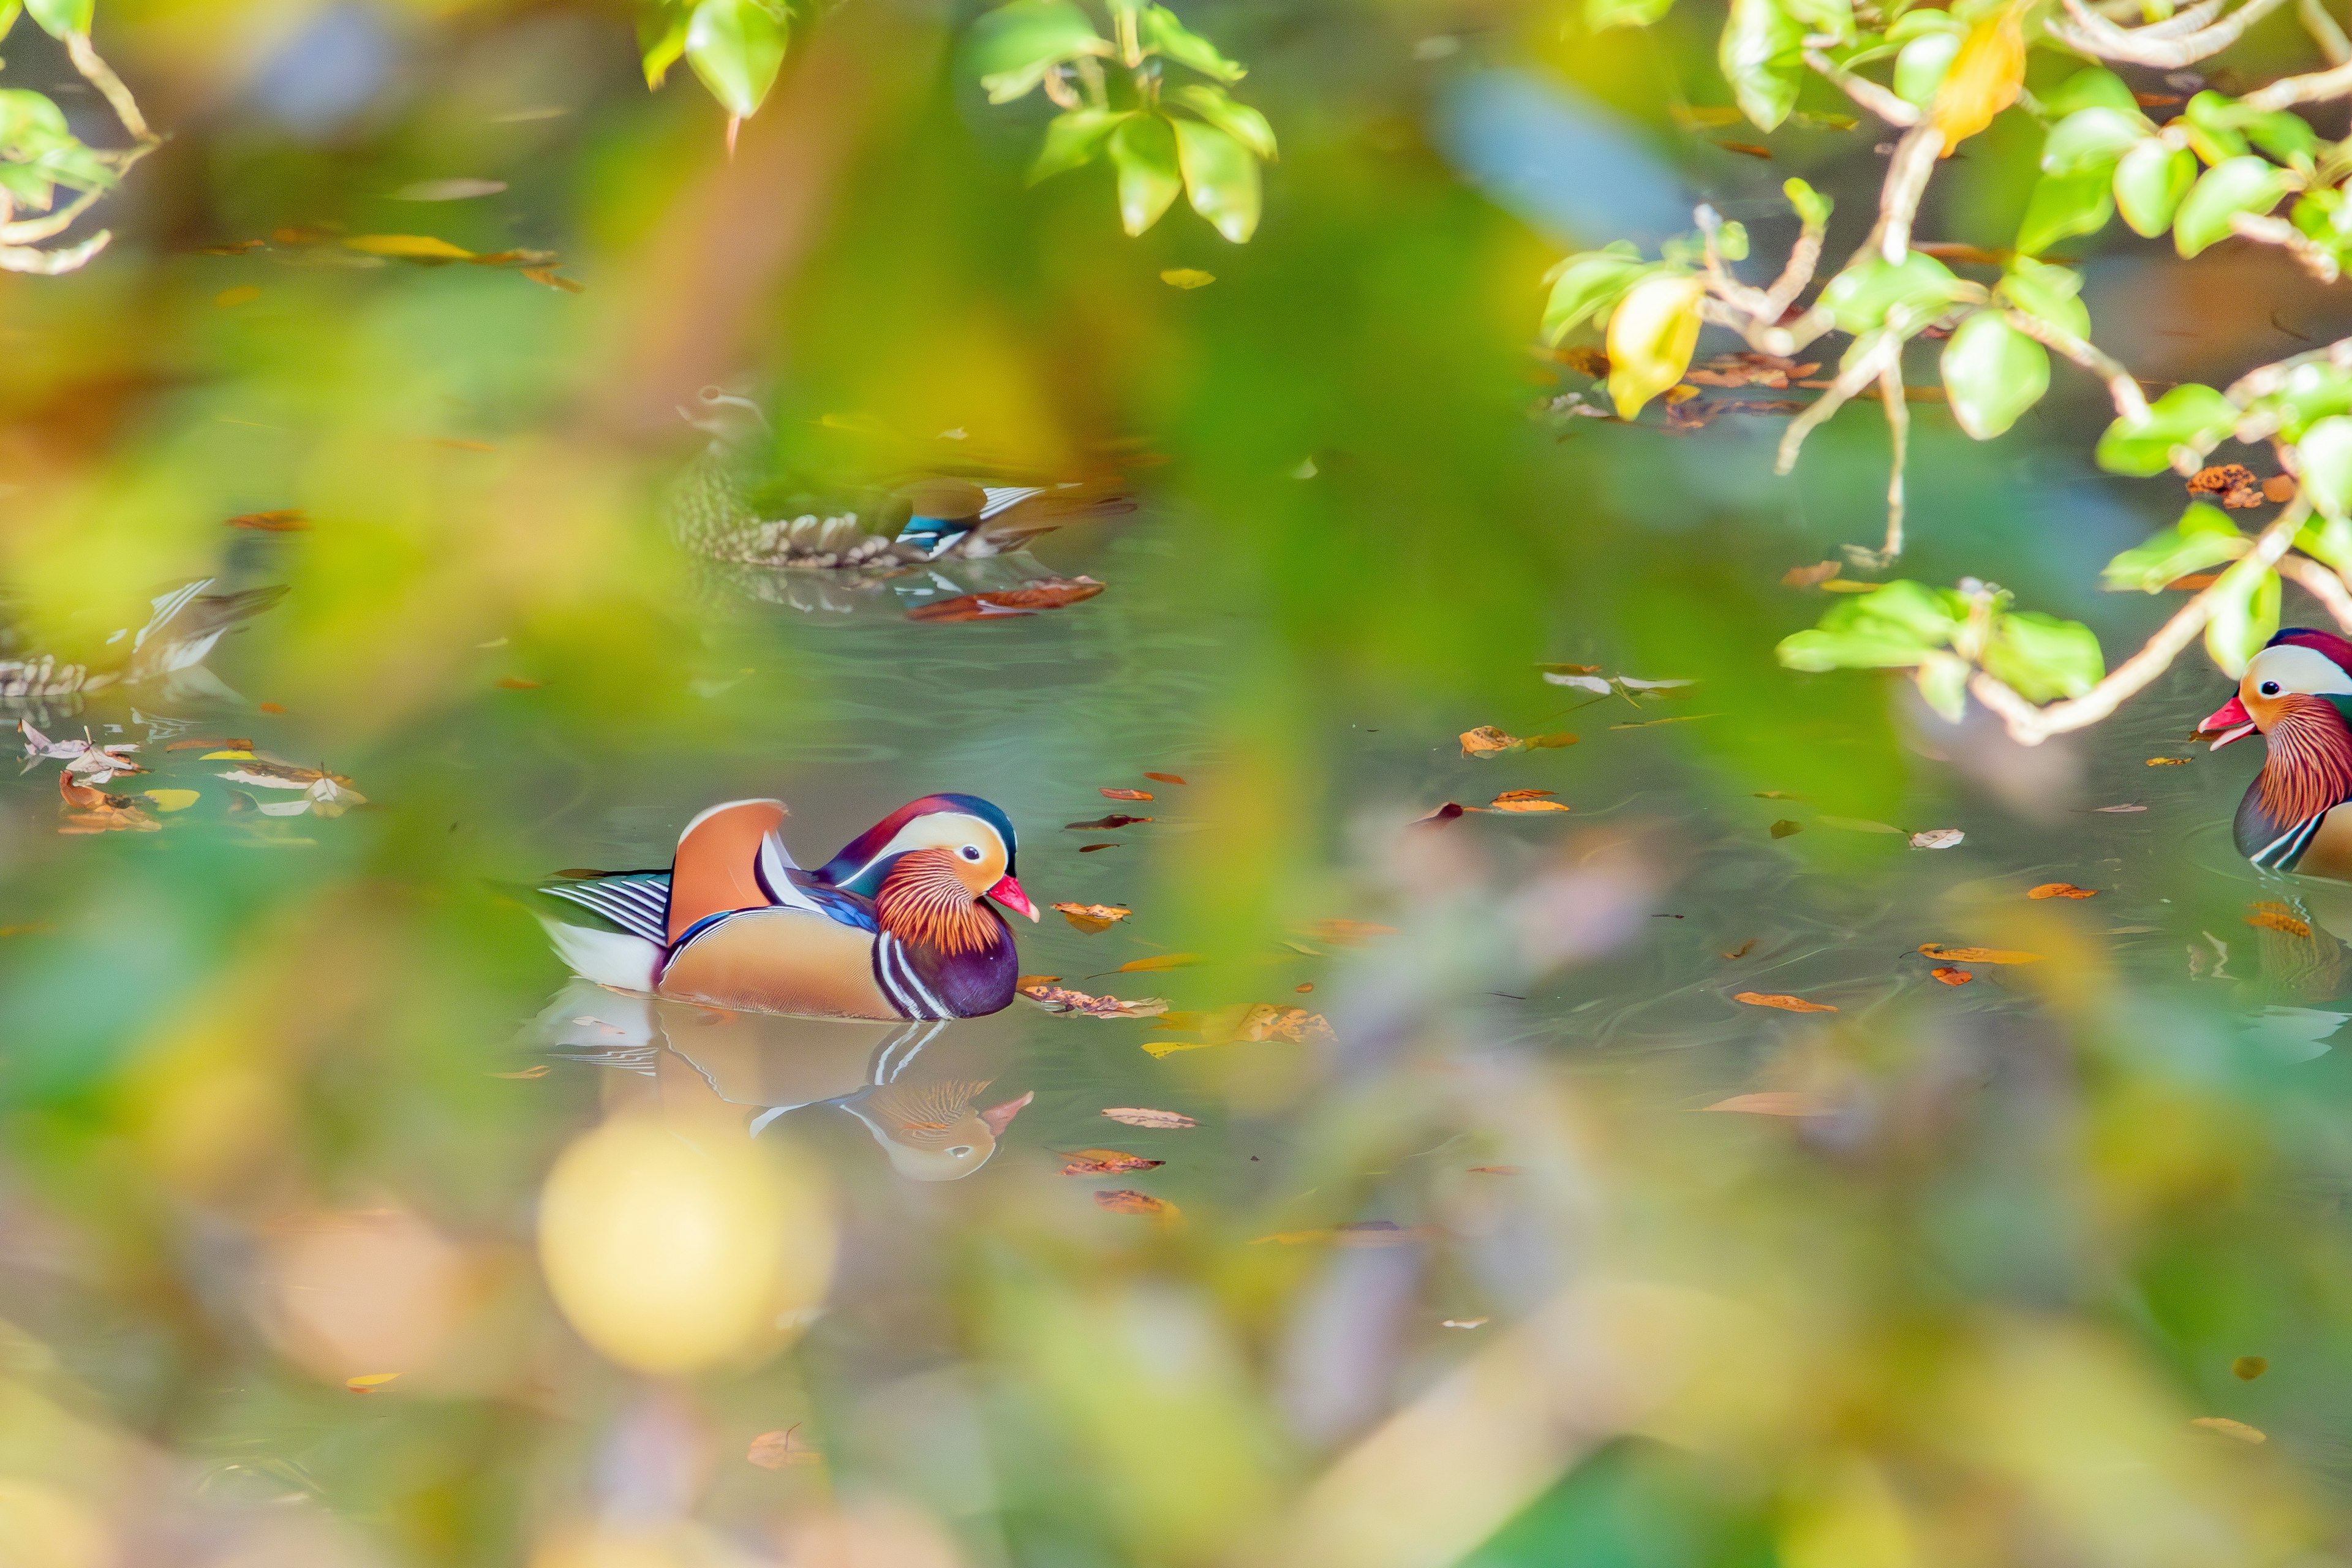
2204,628,2352,876
534,794,1039,1019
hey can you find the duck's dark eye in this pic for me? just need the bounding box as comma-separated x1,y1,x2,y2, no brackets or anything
2261,680,2283,696
960,845,982,861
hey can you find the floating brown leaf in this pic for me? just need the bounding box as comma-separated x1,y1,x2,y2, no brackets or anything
1931,966,1973,986
164,736,252,752
747,1427,823,1469
1488,789,1570,813
1061,1148,1163,1175
1705,1091,1831,1115
520,266,586,293
2147,756,2190,766
2029,883,2098,900
1301,919,1398,944
1771,819,1802,839
1411,802,1467,827
1683,352,1820,390
1722,939,1757,959
1095,1189,1180,1219
1143,771,1187,784
2247,903,2312,938
1714,140,1773,158
1917,944,2044,964
2190,1416,2266,1444
1020,982,1168,1017
1079,842,1120,853
2187,463,2264,509
1101,1106,1196,1129
1066,814,1151,829
226,509,309,531
1781,560,1842,587
1460,726,1521,757
1054,902,1133,933
905,576,1105,622
1100,788,1154,801
1733,992,1838,1013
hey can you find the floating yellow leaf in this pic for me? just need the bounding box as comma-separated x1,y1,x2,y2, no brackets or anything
2147,756,2190,766
1117,953,1199,972
345,1373,401,1392
141,790,198,812
1488,790,1570,813
344,233,475,260
2029,883,2098,900
1054,902,1133,933
2190,1416,2266,1444
1705,1090,1832,1115
1160,268,1216,288
1917,944,2044,964
1733,992,1838,1013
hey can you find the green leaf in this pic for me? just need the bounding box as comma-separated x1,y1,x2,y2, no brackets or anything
1783,176,1831,228
2095,383,2237,475
2299,513,2352,573
2016,171,2113,255
1780,0,1853,44
1605,273,1705,420
23,0,89,39
970,0,1110,103
1995,255,2089,340
1170,117,1259,243
0,0,22,40
1817,251,1964,336
2297,414,2352,520
1940,311,2048,440
1915,651,1971,723
2101,502,2247,592
1894,31,1961,109
1540,242,1651,344
1140,5,1245,81
2039,66,2141,119
685,0,788,118
2204,556,2281,678
1167,84,1275,159
1719,0,1804,132
2241,110,2318,167
2174,156,2294,257
1776,580,1966,672
639,5,691,88
1108,113,1182,236
2248,358,2352,443
2040,106,2150,178
1030,108,1132,183
1984,611,2105,701
2112,140,2196,238
1588,0,1674,28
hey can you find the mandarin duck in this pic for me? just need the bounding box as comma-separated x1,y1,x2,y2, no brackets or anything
666,387,1134,574
534,794,1039,1019
2203,628,2352,877
0,577,285,708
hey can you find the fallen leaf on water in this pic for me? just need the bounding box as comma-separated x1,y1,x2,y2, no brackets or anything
1144,771,1187,784
1771,820,1802,839
217,760,354,791
747,1427,823,1469
1101,788,1154,801
2190,1417,2266,1444
1755,790,1804,800
1020,983,1167,1017
2247,903,2312,938
2095,804,2147,813
1466,1165,1521,1175
1117,952,1197,971
1017,973,1060,988
1918,944,2044,964
905,576,1105,621
1610,714,1717,728
1068,814,1152,829
225,508,307,530
1931,966,1973,985
1525,732,1578,748
1411,802,1467,826
345,1373,401,1392
1734,992,1838,1013
1102,1106,1196,1128
2234,1356,2269,1380
2147,757,2190,766
1460,726,1521,756
1820,815,1905,834
1715,140,1773,158
1295,982,1314,993
1723,939,1757,959
1705,1091,1832,1115
2029,883,2098,900
1144,1004,1336,1055
344,233,475,260
391,177,508,201
1160,268,1216,288
1488,789,1570,813
1910,828,1966,849
1054,902,1133,933
1537,662,1600,676
165,736,252,752
520,266,586,293
1079,843,1120,852
1301,919,1398,944
1061,1148,1163,1175
1096,1189,1180,1219
497,677,543,690
141,790,199,812
1441,1317,1490,1329
1782,560,1842,587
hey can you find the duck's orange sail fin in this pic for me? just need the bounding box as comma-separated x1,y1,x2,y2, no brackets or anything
668,798,790,943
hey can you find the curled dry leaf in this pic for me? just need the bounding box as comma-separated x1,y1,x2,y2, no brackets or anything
1733,992,1838,1013
1143,772,1186,784
1909,829,1966,849
2190,1417,2266,1444
1100,788,1154,801
1782,560,1842,588
1411,802,1468,827
1488,789,1569,813
1101,1106,1196,1129
225,509,309,530
2029,883,2098,900
1061,1149,1163,1175
2188,464,2265,510
1095,1189,1180,1219
1053,902,1133,933
1460,726,1521,757
2247,903,2313,938
1704,1091,1832,1115
905,576,1105,622
2147,757,2190,766
1019,982,1168,1017
1930,967,1974,986
747,1427,823,1469
1918,944,2044,964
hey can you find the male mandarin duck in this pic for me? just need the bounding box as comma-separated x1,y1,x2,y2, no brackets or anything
533,794,1039,1019
668,386,1134,573
2203,628,2352,877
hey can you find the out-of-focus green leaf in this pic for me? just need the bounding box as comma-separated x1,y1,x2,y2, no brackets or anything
1171,118,1259,243
0,0,23,39
1776,580,1966,672
1604,272,1704,420
1783,176,1831,228
2174,156,2294,257
1540,242,1651,345
1817,251,1964,336
1716,221,1749,261
1941,311,2048,440
1719,0,1804,132
23,0,90,39
1108,113,1182,235
1168,84,1274,159
1781,0,1854,45
639,5,691,88
2101,503,2246,592
2297,415,2352,519
1893,31,1962,107
2095,383,2237,475
2040,65,2140,119
971,0,1110,103
1030,108,1132,183
2250,358,2352,442
2016,171,2113,255
1915,650,1970,722
1995,255,2089,339
0,88,114,195
2039,106,2150,178
2298,513,2352,573
1140,5,1244,80
2113,140,2196,237
1588,0,1674,29
1984,611,2105,701
685,0,788,118
2205,556,2282,677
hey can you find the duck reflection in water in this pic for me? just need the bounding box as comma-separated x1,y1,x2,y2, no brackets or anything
532,981,1031,1181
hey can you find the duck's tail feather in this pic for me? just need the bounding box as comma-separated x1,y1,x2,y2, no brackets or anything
538,870,673,946
974,481,1137,544
130,581,289,678
532,870,673,990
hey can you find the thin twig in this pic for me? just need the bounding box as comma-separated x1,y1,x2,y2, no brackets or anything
1872,123,1945,264
0,233,111,274
2244,53,2352,105
63,32,155,145
1999,307,2152,423
1875,357,1909,563
1776,331,1900,477
2281,551,2352,629
1695,206,1776,321
1803,50,1919,126
2233,211,2340,281
1969,499,2310,744
2052,0,2294,65
2300,0,2352,62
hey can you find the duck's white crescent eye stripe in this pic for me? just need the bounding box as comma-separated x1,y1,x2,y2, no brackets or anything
2248,644,2352,695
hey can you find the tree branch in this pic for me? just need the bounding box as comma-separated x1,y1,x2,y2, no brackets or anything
2050,0,2294,66
1999,307,2152,423
1803,50,1919,126
2280,550,2352,630
1871,123,1945,265
2300,0,2352,63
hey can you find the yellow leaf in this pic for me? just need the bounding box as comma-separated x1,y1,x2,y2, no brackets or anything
141,790,199,812
1928,4,2026,150
214,285,260,307
1117,953,1199,972
202,750,257,760
1489,790,1570,813
344,233,476,260
1459,725,1521,756
2190,1416,2266,1443
1917,944,2044,964
1733,992,1838,1013
1160,268,1216,288
1605,273,1705,420
345,1373,402,1391
1705,1090,1831,1115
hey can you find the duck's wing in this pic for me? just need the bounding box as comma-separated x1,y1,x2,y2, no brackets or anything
129,581,288,678
889,475,1136,558
532,870,670,992
667,797,881,941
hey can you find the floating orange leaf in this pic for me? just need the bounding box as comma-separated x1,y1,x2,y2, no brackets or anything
1095,1189,1179,1219
1019,982,1167,1017
1101,788,1154,801
2247,903,2312,938
1101,1107,1196,1129
1061,1149,1163,1175
905,577,1106,621
1704,1091,1831,1115
1143,772,1187,784
1460,726,1521,756
1301,919,1397,944
226,508,307,530
1733,992,1838,1013
1488,789,1570,813
1930,967,1973,986
345,1373,402,1393
2029,883,2099,900
1917,944,2043,965
1117,952,1197,971
1054,902,1133,933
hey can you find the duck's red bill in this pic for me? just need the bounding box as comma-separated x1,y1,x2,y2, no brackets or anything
2201,694,2256,750
987,874,1039,921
